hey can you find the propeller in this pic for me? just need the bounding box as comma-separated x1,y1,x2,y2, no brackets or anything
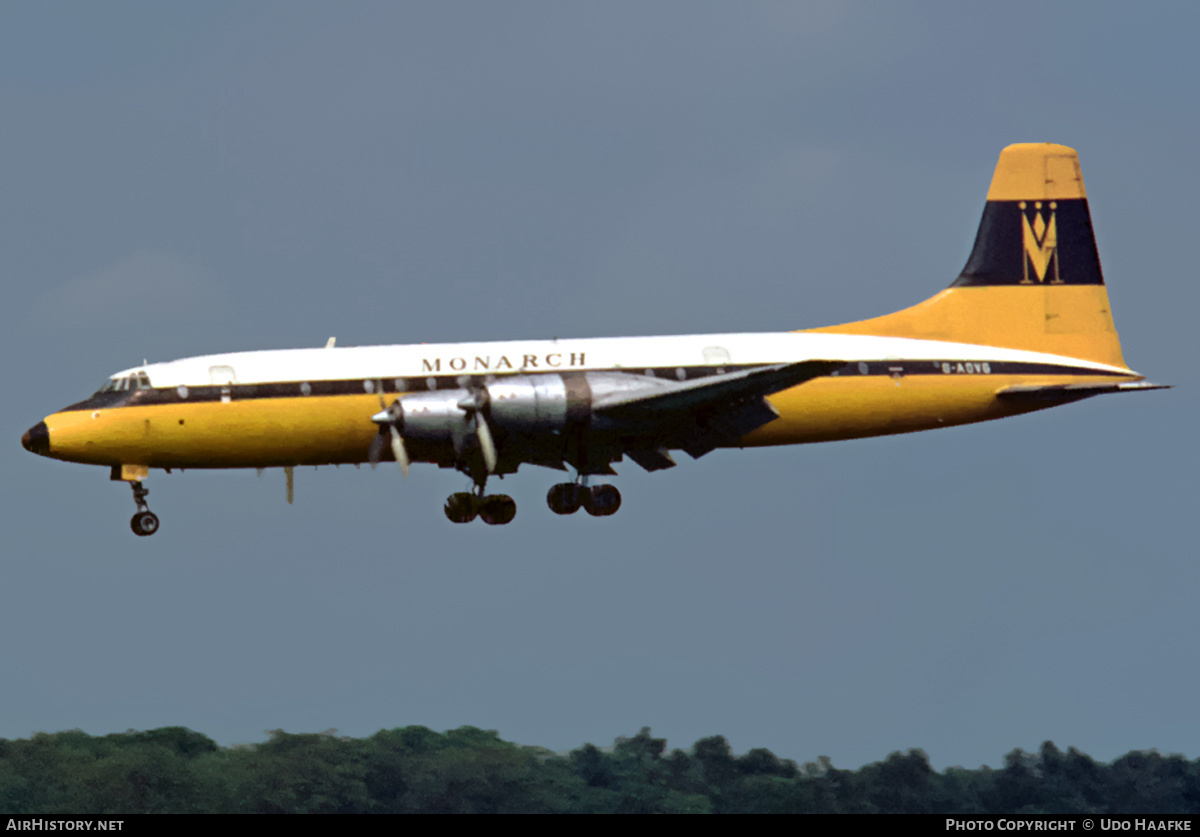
369,396,411,477
367,384,496,478
457,387,497,474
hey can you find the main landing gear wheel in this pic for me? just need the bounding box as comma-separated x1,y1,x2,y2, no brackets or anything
444,492,517,525
546,483,584,515
444,492,478,524
478,495,517,526
130,511,160,537
547,482,621,517
583,484,621,517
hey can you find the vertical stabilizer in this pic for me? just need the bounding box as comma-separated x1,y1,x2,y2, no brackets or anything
807,144,1129,369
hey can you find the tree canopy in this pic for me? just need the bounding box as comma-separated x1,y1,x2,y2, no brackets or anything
0,725,1195,814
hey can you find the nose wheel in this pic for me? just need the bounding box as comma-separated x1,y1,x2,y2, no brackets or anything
130,511,160,536
127,481,160,537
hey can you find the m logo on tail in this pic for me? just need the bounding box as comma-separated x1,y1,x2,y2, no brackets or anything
1020,200,1061,284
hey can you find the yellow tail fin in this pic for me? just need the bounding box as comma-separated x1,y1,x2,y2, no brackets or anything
807,143,1128,369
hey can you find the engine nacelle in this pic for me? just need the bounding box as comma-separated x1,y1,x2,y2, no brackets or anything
487,375,574,430
393,389,474,440
390,375,594,439
389,371,678,448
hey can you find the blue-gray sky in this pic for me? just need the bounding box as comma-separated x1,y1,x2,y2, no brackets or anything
3,2,1195,770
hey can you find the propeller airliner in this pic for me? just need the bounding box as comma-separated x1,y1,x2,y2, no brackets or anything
22,144,1167,535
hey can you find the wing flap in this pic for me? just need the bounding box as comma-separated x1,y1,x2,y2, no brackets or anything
626,448,677,472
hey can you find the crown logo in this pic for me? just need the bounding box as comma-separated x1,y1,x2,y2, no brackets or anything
1019,201,1061,284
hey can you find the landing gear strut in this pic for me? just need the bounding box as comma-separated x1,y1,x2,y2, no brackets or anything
128,481,160,537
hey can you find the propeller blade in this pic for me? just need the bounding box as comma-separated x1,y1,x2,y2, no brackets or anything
389,425,410,478
455,386,497,474
368,431,385,469
476,414,497,474
368,395,408,474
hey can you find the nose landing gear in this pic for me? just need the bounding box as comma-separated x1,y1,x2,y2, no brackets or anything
128,481,160,537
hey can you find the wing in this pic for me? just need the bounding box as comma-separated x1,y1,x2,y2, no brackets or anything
590,359,845,470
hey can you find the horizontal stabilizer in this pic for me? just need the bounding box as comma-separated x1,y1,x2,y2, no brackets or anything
997,381,1171,403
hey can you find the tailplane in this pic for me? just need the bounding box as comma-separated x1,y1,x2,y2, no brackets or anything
807,143,1129,369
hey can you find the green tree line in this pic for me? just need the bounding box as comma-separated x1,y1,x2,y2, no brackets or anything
0,725,1195,814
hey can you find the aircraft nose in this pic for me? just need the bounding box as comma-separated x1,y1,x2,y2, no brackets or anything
21,421,49,455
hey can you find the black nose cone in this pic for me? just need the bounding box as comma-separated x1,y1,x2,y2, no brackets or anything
21,422,49,455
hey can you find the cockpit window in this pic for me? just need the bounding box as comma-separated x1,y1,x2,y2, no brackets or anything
95,372,153,394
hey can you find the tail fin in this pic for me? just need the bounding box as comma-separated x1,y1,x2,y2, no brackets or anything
806,143,1129,369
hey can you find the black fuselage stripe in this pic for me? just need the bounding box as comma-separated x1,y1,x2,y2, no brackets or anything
55,361,1129,413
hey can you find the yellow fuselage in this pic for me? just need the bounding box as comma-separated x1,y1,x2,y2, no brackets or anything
34,369,1129,471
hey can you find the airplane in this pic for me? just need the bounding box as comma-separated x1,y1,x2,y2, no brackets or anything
21,143,1168,536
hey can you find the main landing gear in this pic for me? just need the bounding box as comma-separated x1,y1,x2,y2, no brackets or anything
443,475,622,525
443,482,622,524
546,481,621,517
443,490,518,525
128,481,160,537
